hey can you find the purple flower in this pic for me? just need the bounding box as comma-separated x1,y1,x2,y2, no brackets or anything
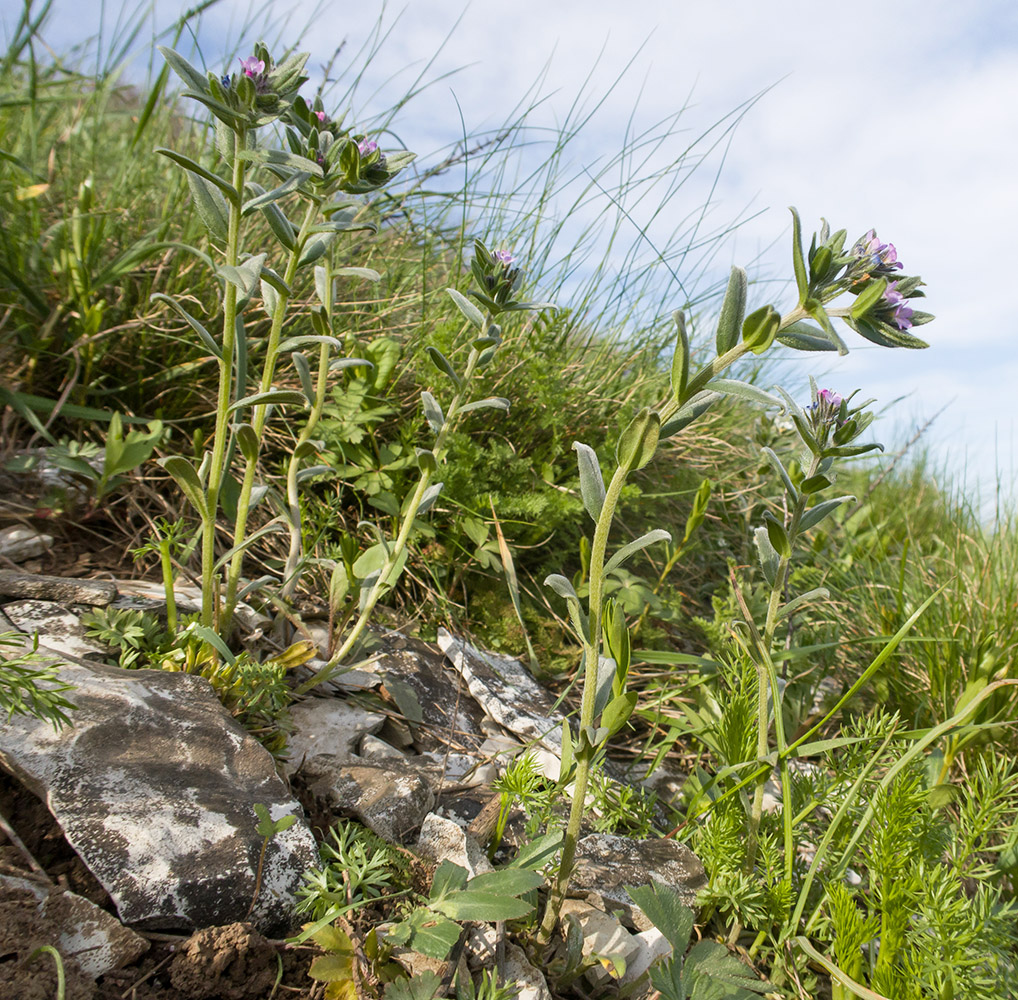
239,56,265,78
853,229,903,273
358,139,378,156
882,281,914,330
493,249,515,267
817,389,843,410
220,74,232,89
315,110,328,124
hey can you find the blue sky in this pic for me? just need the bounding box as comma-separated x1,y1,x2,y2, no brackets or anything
19,0,1018,512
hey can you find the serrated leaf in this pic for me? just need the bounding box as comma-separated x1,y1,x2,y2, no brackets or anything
715,266,747,354
573,442,606,522
799,495,855,531
603,529,671,576
383,971,442,1000
626,880,694,953
447,286,485,328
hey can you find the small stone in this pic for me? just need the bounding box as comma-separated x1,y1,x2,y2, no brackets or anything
359,734,406,760
0,526,53,563
1,600,111,660
416,812,491,878
0,874,149,978
467,925,552,1000
572,834,707,930
560,900,643,986
301,752,435,843
284,696,386,772
0,570,116,606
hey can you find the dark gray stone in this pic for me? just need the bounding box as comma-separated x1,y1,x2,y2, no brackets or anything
300,752,435,843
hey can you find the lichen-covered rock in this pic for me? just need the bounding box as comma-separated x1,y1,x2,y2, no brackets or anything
0,569,116,606
300,752,435,843
572,834,707,930
0,657,317,935
284,695,387,771
1,600,110,660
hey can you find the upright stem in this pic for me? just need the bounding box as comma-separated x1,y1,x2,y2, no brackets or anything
222,200,319,630
537,463,629,946
200,127,246,629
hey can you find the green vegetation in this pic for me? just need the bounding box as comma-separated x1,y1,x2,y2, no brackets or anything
2,3,1016,998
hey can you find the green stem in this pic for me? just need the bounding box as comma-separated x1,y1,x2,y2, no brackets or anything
302,334,487,691
158,541,177,633
537,462,629,946
222,199,319,631
200,127,246,629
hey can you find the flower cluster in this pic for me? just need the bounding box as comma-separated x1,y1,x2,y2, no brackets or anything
467,241,522,314
852,229,903,279
881,281,914,330
809,387,845,432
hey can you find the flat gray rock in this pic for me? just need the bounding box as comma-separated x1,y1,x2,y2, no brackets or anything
284,696,387,773
437,628,564,754
572,833,707,930
0,570,116,606
0,525,53,563
2,599,110,660
300,752,435,843
0,657,317,935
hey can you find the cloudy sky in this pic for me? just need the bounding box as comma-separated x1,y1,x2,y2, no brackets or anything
24,0,1018,513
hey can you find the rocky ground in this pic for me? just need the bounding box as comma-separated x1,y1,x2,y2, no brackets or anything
0,518,705,1000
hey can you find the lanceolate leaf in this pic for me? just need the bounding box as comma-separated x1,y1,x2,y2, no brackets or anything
417,482,444,515
228,389,306,414
670,309,690,401
660,390,723,436
777,322,839,352
603,529,671,576
616,407,661,473
420,391,444,433
762,447,799,503
715,266,747,354
158,456,208,521
334,266,382,281
156,148,239,206
237,147,324,178
150,292,222,358
799,495,855,531
446,287,485,329
778,588,831,621
458,397,510,414
186,172,229,240
790,206,808,301
241,171,309,215
544,573,590,642
573,442,606,522
426,346,461,387
260,202,296,251
709,378,783,410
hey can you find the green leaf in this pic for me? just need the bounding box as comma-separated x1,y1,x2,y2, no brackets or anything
789,207,808,302
420,391,444,433
465,868,544,897
159,456,208,521
761,448,798,504
186,171,229,240
777,588,830,621
753,526,780,586
242,172,309,215
683,477,712,541
685,939,771,996
601,691,637,736
457,397,510,415
777,321,839,352
616,407,661,472
278,335,343,353
417,482,444,515
298,231,338,268
708,379,783,410
383,971,443,1000
430,860,469,898
228,389,306,414
446,287,485,328
764,513,791,558
603,529,671,576
218,254,267,303
670,309,690,401
741,304,780,355
236,146,324,178
715,266,747,354
233,424,259,463
432,890,533,922
158,46,209,93
544,574,589,643
626,880,694,952
150,292,221,359
334,266,382,282
188,624,236,664
260,202,296,251
426,346,461,387
291,352,315,403
156,148,239,206
401,911,462,961
509,830,563,870
850,277,888,321
416,449,437,473
573,442,606,522
799,495,855,531
660,390,723,437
